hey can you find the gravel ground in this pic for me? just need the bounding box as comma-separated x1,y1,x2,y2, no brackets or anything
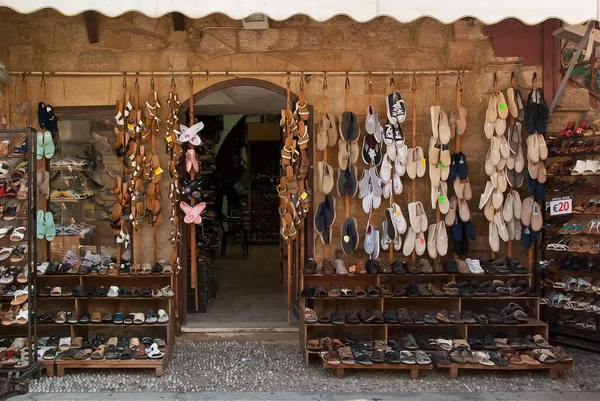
29,341,600,393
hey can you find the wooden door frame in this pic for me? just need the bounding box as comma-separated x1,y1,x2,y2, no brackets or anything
177,77,313,329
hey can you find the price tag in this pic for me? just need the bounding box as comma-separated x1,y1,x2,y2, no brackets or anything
499,103,507,109
420,237,425,244
348,265,356,273
396,210,402,216
420,158,426,166
343,235,350,243
549,196,572,216
154,167,164,176
166,135,173,143
438,195,446,203
439,163,446,168
300,192,307,200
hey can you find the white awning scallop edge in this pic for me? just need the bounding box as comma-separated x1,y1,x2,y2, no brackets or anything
0,0,598,25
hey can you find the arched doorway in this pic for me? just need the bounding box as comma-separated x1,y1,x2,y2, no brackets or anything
177,78,311,332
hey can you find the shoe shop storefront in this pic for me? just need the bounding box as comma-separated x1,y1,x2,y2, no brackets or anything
0,0,598,381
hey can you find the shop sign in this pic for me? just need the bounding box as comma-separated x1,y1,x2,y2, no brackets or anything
549,196,572,216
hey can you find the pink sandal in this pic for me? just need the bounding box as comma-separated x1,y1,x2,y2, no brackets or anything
180,201,206,224
179,122,203,146
186,149,198,173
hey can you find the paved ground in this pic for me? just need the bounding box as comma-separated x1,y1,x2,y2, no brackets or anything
186,246,289,328
11,391,600,401
26,341,600,393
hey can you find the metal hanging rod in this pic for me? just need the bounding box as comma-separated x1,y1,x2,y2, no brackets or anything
7,70,471,78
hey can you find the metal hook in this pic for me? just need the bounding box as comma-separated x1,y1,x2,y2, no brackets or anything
189,75,194,87
122,74,127,88
21,73,27,84
435,75,440,86
389,77,395,89
170,77,176,88
322,72,328,90
206,70,209,81
40,73,46,87
345,74,350,89
150,76,155,91
299,74,305,91
286,72,291,86
412,74,417,91
134,73,139,89
456,72,462,86
368,72,372,85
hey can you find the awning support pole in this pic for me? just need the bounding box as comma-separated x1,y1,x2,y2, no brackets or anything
549,22,594,115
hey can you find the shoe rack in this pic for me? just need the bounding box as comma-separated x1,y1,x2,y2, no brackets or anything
0,128,38,377
35,77,175,377
541,116,600,352
301,73,571,378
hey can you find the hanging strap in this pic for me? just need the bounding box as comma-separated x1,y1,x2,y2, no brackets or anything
322,73,328,113
344,74,350,111
21,75,27,128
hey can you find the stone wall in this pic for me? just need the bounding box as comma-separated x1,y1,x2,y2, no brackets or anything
0,8,592,264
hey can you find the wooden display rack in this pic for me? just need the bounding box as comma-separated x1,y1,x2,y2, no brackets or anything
299,73,566,378
55,358,165,377
436,361,573,379
36,273,176,377
322,361,432,379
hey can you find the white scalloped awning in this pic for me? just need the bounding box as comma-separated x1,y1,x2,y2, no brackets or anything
0,0,598,24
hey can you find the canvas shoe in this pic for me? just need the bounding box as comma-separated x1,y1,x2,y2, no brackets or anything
396,143,408,173
509,122,521,154
393,174,403,195
429,162,441,188
338,139,350,170
446,196,457,226
438,182,449,214
531,201,543,232
392,233,402,251
487,93,498,123
372,191,382,210
326,112,338,147
427,223,438,259
362,190,373,214
365,105,377,134
494,212,509,242
495,118,507,137
407,148,417,179
538,133,548,161
478,181,494,209
431,184,440,209
402,227,416,256
515,145,525,173
458,198,470,222
408,202,420,233
383,122,395,146
466,258,484,274
364,224,376,255
436,221,448,256
514,219,522,240
503,192,514,222
507,217,516,240
341,217,360,255
382,181,392,199
372,229,381,259
484,198,495,222
438,110,452,145
392,203,407,234
358,169,371,199
415,231,426,256
429,137,440,165
463,177,473,201
369,167,383,196
430,105,440,140
380,154,393,183
374,123,383,143
381,220,391,251
492,188,504,210
415,146,427,178
416,201,428,233
512,190,522,220
484,120,495,139
453,177,465,200
489,221,500,252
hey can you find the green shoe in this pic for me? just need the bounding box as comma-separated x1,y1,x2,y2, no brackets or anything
36,132,44,160
43,131,55,159
45,212,56,241
36,209,46,239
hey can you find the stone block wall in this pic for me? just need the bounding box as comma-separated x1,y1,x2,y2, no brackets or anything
0,9,592,264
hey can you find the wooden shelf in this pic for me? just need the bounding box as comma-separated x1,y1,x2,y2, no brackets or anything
54,358,165,377
40,297,173,300
37,274,174,279
38,323,169,327
303,273,532,278
322,360,432,379
436,361,573,379
305,318,547,328
304,296,537,300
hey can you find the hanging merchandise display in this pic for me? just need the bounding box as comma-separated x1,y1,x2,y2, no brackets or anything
300,72,574,379
33,75,175,377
